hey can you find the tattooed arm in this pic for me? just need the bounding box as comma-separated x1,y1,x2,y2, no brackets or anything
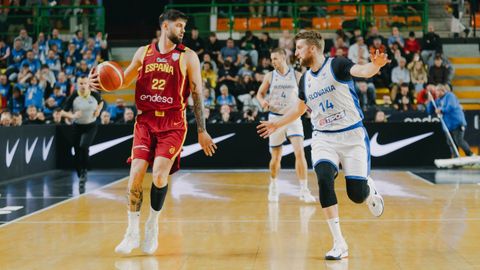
185,49,217,156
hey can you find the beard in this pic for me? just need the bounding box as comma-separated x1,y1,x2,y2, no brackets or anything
168,32,182,44
299,55,313,67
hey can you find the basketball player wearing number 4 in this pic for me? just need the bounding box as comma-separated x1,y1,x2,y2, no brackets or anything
88,10,217,255
258,31,389,260
256,48,316,203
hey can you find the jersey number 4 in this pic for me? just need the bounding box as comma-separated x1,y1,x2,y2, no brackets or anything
319,99,334,112
152,79,166,90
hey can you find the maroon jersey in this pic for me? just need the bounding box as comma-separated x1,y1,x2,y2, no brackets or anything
135,43,190,112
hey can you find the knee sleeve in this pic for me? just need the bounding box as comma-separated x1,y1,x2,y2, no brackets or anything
150,183,168,211
314,162,338,208
346,178,370,204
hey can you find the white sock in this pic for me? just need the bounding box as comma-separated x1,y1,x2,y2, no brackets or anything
327,217,344,243
146,207,161,224
299,179,308,190
270,178,277,187
127,211,140,234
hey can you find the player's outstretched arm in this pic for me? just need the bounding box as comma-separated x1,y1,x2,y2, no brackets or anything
350,49,390,78
257,98,307,138
185,49,217,156
256,72,272,111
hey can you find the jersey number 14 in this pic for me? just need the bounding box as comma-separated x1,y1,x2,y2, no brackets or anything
319,99,334,112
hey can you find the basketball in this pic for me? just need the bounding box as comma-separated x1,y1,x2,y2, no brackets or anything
96,61,124,91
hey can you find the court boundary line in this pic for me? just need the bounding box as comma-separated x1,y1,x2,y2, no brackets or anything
0,175,129,229
406,171,435,185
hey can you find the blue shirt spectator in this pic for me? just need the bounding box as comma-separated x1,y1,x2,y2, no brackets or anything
9,87,25,114
71,30,86,53
220,38,241,65
427,88,466,131
9,40,26,69
24,77,45,110
48,28,63,53
216,84,236,108
20,51,42,74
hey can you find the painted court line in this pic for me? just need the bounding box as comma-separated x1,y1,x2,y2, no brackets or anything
406,171,435,185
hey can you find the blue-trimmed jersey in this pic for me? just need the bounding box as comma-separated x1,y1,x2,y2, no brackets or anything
268,67,299,115
299,56,363,132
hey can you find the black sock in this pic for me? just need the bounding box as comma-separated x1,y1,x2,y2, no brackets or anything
150,183,168,211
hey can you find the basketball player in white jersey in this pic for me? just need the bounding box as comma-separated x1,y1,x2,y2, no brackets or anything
256,48,315,203
258,31,388,260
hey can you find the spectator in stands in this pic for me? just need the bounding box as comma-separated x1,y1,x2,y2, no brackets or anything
0,110,12,126
404,31,421,62
75,60,90,78
35,32,48,59
330,36,349,58
201,53,218,72
348,36,369,64
203,87,215,110
429,56,450,85
94,32,109,62
219,38,241,66
24,105,45,124
53,71,70,95
427,52,454,82
71,30,85,53
374,110,387,123
355,79,376,111
217,57,238,91
116,107,135,124
0,39,11,69
237,75,261,111
48,28,63,54
387,27,404,49
257,32,274,60
427,84,474,157
100,110,112,125
366,26,386,47
240,31,259,66
278,30,294,61
240,107,259,123
335,29,350,47
46,108,65,125
65,43,81,63
349,27,363,45
201,61,217,89
390,42,406,66
82,50,97,69
408,54,428,92
237,58,255,79
379,95,395,112
393,83,415,112
44,49,61,75
8,87,24,114
62,56,76,81
15,29,33,51
421,25,442,63
390,57,410,99
217,104,234,124
416,83,437,110
205,32,222,62
216,84,236,110
249,0,265,17
184,27,205,57
43,85,65,117
266,0,279,17
0,74,10,104
7,39,26,76
254,57,273,83
107,98,126,121
20,50,41,74
11,112,22,126
24,75,44,110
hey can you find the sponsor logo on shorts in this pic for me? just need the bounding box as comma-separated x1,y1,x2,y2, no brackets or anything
318,110,346,127
140,94,174,104
169,146,176,154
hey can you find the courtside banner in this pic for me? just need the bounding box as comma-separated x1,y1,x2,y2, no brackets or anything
54,122,450,170
0,125,56,180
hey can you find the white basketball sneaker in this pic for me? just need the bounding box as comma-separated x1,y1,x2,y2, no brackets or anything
142,220,159,254
268,182,279,202
325,240,349,260
366,177,384,217
299,188,316,203
115,231,140,254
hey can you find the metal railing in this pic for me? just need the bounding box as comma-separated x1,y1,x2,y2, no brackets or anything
165,1,428,36
0,5,105,41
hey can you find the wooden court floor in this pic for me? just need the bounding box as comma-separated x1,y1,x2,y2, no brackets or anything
1,170,480,270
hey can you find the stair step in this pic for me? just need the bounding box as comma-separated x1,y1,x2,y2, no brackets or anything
455,68,480,76
461,103,480,110
454,91,480,99
450,57,480,64
452,78,480,86
453,86,480,92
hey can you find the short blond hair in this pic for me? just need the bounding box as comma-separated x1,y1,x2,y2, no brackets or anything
294,31,325,52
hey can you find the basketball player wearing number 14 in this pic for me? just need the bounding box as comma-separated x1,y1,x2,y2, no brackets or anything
258,31,388,260
89,10,217,255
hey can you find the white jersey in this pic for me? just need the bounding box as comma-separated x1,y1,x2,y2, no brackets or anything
268,67,298,115
301,57,363,132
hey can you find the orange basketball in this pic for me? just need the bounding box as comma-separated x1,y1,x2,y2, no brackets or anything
96,61,124,91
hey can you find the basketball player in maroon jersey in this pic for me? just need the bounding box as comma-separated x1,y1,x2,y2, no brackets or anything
89,9,217,255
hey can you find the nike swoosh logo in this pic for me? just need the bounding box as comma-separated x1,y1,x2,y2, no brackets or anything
25,137,38,164
6,139,20,168
42,136,54,161
71,135,134,156
281,139,313,156
181,133,235,157
370,132,433,157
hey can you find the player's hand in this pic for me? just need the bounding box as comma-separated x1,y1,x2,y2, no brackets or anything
370,49,390,68
73,111,83,119
260,100,269,110
435,108,442,115
88,66,101,90
198,131,217,157
257,121,277,138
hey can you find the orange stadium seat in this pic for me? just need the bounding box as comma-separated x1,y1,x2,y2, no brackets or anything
343,5,357,16
233,18,248,31
249,18,263,31
373,4,388,16
326,0,341,13
280,18,294,30
312,17,328,30
217,18,229,31
407,16,422,26
391,16,406,26
327,16,343,30
264,17,279,29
